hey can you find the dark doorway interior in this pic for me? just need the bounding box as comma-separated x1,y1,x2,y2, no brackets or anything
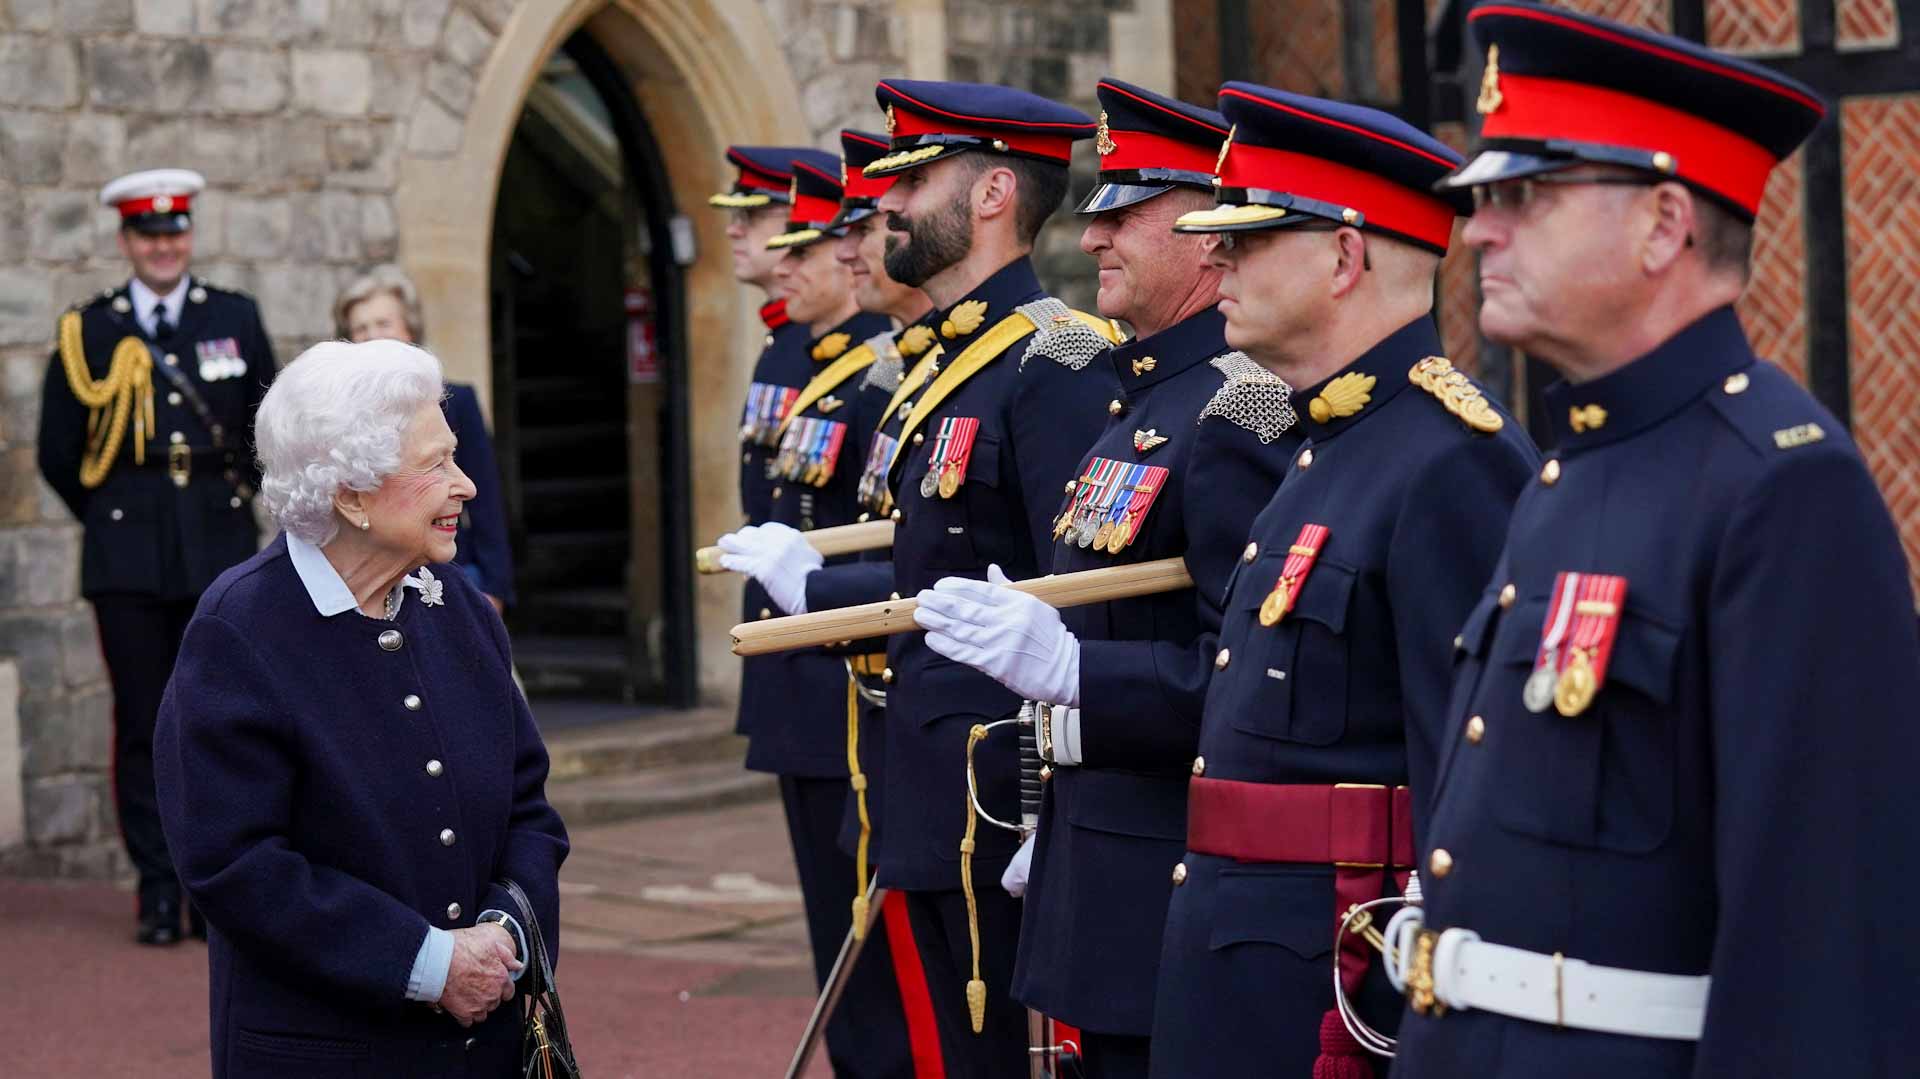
489,30,695,720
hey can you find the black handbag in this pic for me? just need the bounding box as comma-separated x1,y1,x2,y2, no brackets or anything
498,878,583,1079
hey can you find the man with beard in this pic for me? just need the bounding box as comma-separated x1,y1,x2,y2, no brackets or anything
1146,84,1539,1077
907,79,1301,1077
729,80,1120,1074
1395,6,1920,1076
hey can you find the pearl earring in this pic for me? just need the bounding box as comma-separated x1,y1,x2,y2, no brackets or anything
359,519,371,531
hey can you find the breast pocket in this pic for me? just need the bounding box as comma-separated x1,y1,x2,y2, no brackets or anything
1208,864,1335,960
1489,600,1681,853
1227,557,1356,747
925,433,1001,570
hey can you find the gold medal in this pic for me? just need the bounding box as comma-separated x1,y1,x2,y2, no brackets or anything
1553,649,1598,716
1107,517,1133,552
1258,579,1291,627
1093,519,1115,550
938,465,961,499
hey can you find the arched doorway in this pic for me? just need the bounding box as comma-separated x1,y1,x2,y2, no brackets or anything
488,30,695,714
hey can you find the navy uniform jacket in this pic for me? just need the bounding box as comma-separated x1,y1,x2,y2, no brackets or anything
154,536,569,1079
1012,309,1298,1036
38,279,273,600
748,310,893,777
442,382,514,606
1399,308,1920,1079
1150,318,1538,1076
814,257,1118,891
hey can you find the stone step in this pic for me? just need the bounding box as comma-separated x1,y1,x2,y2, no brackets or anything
547,760,776,828
541,706,745,783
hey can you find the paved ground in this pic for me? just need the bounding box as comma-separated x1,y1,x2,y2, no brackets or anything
0,799,837,1078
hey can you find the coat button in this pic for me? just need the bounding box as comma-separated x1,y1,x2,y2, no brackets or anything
1723,372,1750,395
889,592,901,600
1108,399,1124,416
1191,756,1205,777
446,902,462,920
913,432,925,445
1214,648,1231,670
1298,448,1314,470
742,451,751,464
771,486,783,499
170,431,186,444
439,828,456,846
229,496,242,509
110,508,124,521
1453,634,1464,650
1242,542,1257,563
881,667,894,684
403,694,421,711
1498,583,1516,608
763,334,774,347
858,512,870,523
1465,716,1485,744
1541,459,1561,486
426,759,444,777
378,630,403,651
1171,862,1188,885
890,509,902,522
167,391,183,406
1429,848,1453,878
760,608,772,619
163,353,179,366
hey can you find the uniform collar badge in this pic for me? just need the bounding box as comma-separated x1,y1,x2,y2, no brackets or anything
1131,355,1157,377
940,298,989,339
811,332,852,362
1568,404,1608,433
1309,371,1375,424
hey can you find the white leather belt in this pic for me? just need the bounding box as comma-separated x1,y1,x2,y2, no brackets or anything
1389,916,1710,1041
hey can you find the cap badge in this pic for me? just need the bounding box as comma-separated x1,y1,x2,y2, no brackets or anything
1309,372,1375,424
940,299,989,339
1095,111,1117,157
1568,404,1608,433
884,103,897,136
152,194,173,213
1410,356,1505,434
1133,429,1169,454
1214,124,1236,177
1131,356,1156,377
1477,45,1504,116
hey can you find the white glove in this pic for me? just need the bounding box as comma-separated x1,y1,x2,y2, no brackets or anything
1001,833,1036,898
716,522,822,615
913,565,1081,707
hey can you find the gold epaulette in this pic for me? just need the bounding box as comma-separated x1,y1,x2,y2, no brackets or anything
1409,356,1504,434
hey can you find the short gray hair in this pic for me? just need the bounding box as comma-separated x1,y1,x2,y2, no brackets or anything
256,339,444,545
334,263,427,343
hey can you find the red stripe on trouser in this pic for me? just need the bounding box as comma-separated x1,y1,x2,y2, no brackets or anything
882,890,946,1078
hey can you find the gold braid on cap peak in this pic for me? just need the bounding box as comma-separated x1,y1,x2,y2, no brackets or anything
58,311,154,488
864,144,946,174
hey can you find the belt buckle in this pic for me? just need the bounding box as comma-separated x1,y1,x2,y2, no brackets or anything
167,443,191,488
1407,928,1446,1017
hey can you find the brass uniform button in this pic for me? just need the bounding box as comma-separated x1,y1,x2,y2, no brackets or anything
426,759,444,777
1429,848,1453,878
1452,634,1464,650
167,391,182,406
1171,862,1188,886
439,828,457,847
759,608,772,620
170,431,186,445
403,694,422,711
110,508,124,521
1298,448,1314,470
1498,583,1516,609
742,451,751,464
1465,716,1485,744
229,496,242,509
771,486,783,499
889,592,901,600
378,630,404,651
1191,756,1205,777
1108,399,1124,416
763,334,774,347
912,432,925,445
1723,372,1750,395
857,512,870,523
881,667,894,684
890,509,902,522
1242,542,1258,563
1214,648,1231,671
1541,459,1561,486
446,902,462,921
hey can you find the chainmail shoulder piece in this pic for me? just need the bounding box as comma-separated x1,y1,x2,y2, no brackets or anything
858,330,904,392
1197,351,1299,444
1015,297,1112,372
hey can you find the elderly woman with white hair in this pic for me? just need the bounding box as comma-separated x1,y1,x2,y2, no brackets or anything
154,338,568,1079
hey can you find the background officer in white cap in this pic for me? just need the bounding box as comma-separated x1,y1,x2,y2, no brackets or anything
37,167,277,946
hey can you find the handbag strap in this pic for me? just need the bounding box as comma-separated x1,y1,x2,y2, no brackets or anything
499,877,579,1072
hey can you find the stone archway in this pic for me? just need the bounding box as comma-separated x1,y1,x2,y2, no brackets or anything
390,0,810,700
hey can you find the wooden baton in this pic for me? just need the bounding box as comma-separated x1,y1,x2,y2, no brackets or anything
695,519,896,574
729,556,1194,656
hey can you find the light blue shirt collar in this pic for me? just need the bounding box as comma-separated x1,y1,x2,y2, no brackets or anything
286,532,404,618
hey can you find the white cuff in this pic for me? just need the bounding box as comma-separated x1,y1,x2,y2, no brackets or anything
1048,705,1083,766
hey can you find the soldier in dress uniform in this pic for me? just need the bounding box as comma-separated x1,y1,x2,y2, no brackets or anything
713,153,912,1079
1392,6,1920,1075
734,80,1121,1074
1142,86,1541,1076
908,79,1300,1077
37,168,275,945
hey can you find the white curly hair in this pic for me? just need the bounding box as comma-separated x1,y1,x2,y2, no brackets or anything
255,338,445,546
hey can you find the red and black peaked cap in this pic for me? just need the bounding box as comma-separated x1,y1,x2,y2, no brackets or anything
767,156,850,250
1078,78,1230,215
828,129,893,229
1174,84,1467,255
863,79,1095,178
708,145,833,209
1439,1,1826,220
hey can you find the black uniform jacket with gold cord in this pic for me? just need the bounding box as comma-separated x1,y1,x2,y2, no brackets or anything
860,256,1120,891
746,309,892,778
1011,307,1302,1036
1399,307,1920,1079
1149,317,1539,1078
38,279,273,600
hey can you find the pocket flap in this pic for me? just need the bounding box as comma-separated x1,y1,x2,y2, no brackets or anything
912,655,1020,725
959,430,1001,488
1495,599,1680,704
1065,770,1187,840
1233,556,1355,635
1207,866,1335,960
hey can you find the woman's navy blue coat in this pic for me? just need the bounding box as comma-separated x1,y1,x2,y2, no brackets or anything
155,534,569,1078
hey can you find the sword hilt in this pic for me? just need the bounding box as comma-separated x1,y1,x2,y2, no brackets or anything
1018,702,1043,836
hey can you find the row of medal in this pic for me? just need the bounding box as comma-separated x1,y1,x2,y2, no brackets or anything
1053,457,1170,553
920,416,981,500
739,382,800,449
1523,571,1626,717
768,417,849,487
857,431,898,516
